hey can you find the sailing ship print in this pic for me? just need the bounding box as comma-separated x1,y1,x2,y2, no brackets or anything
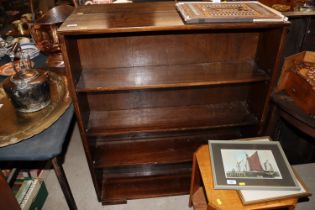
221,149,281,179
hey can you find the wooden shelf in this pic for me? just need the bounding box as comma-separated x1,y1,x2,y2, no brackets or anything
93,128,242,168
88,101,258,136
94,135,211,168
101,170,191,204
92,128,242,169
77,62,268,92
95,142,195,168
101,162,192,178
92,127,242,142
100,163,192,203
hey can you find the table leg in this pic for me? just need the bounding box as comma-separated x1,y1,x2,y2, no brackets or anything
189,153,202,207
51,157,78,210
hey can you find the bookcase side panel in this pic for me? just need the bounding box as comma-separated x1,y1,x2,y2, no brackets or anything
254,26,289,132
60,35,104,200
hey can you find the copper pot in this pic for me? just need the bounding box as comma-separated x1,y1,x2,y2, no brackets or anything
30,5,73,67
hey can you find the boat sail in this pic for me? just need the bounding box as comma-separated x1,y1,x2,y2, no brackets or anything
247,151,264,172
226,151,280,178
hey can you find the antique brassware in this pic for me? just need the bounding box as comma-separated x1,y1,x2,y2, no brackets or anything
0,72,71,147
30,5,73,68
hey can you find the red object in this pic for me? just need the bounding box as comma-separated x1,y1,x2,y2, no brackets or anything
247,151,264,171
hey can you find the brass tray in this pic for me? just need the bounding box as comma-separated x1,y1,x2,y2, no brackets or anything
0,71,71,147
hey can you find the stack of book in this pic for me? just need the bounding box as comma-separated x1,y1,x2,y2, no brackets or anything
1,169,49,210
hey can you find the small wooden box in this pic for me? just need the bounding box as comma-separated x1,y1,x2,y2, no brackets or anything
277,51,315,114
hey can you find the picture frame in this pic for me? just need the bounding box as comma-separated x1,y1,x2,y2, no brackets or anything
239,168,311,205
208,140,300,191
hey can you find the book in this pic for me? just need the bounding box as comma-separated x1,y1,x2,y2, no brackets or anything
29,182,48,210
1,168,49,209
15,179,33,204
20,178,42,210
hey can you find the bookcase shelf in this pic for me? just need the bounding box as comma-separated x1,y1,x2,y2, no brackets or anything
93,130,242,168
101,170,191,204
76,61,269,92
87,101,258,136
58,2,288,204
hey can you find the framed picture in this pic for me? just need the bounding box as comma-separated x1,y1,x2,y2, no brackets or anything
239,168,311,205
208,140,300,191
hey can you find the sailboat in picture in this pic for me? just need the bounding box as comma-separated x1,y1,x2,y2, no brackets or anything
225,151,280,178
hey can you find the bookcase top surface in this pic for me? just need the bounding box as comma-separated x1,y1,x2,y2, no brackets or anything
58,2,289,35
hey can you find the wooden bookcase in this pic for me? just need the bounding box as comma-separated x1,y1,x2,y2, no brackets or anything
58,2,289,204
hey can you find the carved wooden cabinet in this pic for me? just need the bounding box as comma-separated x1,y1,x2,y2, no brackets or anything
58,2,289,204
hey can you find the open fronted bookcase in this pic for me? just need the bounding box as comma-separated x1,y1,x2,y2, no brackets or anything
58,2,289,204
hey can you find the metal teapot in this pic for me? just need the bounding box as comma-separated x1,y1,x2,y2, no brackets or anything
3,44,50,112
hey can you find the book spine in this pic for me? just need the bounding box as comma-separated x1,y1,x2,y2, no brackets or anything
15,179,32,204
20,179,41,210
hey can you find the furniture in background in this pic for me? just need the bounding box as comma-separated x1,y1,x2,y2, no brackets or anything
0,105,77,210
266,51,315,164
283,14,315,57
271,92,315,137
58,2,289,204
189,145,298,210
258,0,315,164
272,12,315,164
